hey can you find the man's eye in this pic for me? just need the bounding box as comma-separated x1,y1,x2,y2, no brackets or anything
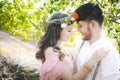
79,25,82,27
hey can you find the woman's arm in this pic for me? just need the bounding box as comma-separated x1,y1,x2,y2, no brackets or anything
73,48,109,80
60,67,73,80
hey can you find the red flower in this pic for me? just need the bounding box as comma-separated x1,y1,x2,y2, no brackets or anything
72,12,79,20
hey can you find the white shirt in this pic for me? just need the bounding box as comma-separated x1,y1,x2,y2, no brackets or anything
74,36,120,80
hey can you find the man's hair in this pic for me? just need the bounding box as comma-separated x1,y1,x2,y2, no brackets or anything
75,2,104,26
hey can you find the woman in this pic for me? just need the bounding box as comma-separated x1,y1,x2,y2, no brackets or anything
36,12,108,80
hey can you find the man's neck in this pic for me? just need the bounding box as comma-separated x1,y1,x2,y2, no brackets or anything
89,31,101,45
88,21,102,45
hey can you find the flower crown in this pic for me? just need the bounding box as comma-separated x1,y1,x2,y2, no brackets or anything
46,12,79,28
46,16,73,24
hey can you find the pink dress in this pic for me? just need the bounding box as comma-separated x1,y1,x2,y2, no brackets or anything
40,52,74,80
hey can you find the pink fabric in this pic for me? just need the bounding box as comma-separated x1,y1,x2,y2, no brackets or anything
40,52,67,80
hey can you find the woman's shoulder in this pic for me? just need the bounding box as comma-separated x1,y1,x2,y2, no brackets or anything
45,47,54,53
44,47,54,58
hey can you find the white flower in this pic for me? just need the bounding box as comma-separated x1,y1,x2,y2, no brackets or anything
61,23,67,28
71,17,75,21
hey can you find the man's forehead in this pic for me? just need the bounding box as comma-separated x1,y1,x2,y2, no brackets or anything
77,21,87,24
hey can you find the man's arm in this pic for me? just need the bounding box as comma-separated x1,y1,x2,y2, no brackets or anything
101,49,120,80
73,47,109,80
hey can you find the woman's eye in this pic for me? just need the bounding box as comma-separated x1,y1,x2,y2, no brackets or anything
68,30,72,32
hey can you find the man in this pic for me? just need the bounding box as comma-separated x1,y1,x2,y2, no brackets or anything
73,2,120,80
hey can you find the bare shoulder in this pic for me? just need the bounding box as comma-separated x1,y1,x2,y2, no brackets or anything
44,47,54,58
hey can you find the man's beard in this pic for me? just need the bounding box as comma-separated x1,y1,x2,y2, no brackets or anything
82,26,92,41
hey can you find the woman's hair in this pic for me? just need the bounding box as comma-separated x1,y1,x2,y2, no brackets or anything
36,12,70,62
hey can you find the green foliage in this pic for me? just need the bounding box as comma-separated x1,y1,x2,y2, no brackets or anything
100,0,120,52
0,0,120,52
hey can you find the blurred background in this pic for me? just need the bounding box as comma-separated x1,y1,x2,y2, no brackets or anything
0,0,120,80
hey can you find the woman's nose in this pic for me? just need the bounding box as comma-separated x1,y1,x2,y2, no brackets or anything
71,31,73,36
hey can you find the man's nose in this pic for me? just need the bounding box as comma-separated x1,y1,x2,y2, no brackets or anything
77,27,81,32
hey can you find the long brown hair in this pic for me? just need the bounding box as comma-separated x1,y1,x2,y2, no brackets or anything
36,12,70,63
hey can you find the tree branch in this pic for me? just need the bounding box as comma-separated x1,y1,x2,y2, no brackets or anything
109,19,120,24
96,0,104,8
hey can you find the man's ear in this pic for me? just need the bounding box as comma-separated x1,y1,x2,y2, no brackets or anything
89,20,96,28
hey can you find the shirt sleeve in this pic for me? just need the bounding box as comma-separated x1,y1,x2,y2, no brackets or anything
101,47,120,80
40,52,67,80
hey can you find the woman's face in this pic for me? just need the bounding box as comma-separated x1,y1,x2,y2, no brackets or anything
59,24,73,42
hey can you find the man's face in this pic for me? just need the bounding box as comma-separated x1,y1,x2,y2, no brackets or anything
77,21,92,40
